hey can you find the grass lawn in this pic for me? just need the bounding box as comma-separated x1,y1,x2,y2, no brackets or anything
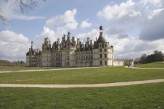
0,67,163,84
0,83,163,109
0,65,42,71
135,61,164,68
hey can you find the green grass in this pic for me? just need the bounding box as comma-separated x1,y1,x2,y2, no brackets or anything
0,65,42,71
0,67,163,84
0,83,163,109
135,61,164,68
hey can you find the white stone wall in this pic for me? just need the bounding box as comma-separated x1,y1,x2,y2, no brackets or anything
69,50,75,67
26,56,29,66
75,50,93,67
113,60,124,66
42,52,52,66
61,51,66,67
93,49,99,66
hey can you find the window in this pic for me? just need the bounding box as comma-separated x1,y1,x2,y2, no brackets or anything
100,49,102,52
105,61,107,65
100,61,102,65
100,54,102,58
104,54,107,58
104,49,107,52
67,56,69,60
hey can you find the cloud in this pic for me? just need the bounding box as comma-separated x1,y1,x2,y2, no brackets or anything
33,26,68,49
33,9,79,48
148,8,164,19
0,30,30,61
140,11,164,41
80,20,92,29
45,9,78,30
105,27,128,39
97,0,141,21
76,29,99,42
141,0,162,7
12,15,46,20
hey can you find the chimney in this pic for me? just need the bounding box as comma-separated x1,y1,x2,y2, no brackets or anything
77,38,80,44
62,35,66,41
87,37,89,42
90,40,92,45
67,32,71,40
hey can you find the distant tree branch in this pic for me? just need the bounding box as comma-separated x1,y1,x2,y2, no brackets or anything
18,0,46,12
18,0,38,12
0,0,46,21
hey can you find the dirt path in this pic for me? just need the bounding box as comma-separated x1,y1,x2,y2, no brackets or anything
125,66,164,70
0,79,163,88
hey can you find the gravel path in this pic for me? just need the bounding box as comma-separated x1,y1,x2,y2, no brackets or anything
0,79,163,88
125,66,164,70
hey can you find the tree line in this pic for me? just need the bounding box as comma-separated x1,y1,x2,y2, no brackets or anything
136,50,164,64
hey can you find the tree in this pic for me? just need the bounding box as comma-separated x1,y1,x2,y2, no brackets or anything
154,50,163,61
146,54,155,63
0,0,46,21
138,50,163,64
17,0,46,13
139,54,147,64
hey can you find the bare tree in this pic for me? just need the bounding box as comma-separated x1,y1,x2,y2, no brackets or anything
17,0,46,12
0,0,46,21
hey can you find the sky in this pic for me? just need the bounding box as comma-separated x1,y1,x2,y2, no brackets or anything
0,0,164,61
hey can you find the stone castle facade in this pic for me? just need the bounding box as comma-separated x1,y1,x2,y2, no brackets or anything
26,26,124,67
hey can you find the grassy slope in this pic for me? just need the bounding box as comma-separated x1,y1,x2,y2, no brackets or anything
0,83,163,109
135,62,164,68
0,67,163,84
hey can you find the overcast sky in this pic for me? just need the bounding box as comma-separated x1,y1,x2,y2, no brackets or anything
0,0,164,61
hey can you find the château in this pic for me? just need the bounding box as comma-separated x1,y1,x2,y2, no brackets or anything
26,26,124,67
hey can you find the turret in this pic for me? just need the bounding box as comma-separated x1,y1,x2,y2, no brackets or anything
31,41,33,50
67,32,71,41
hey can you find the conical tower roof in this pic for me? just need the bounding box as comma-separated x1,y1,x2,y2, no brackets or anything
97,35,106,43
97,26,107,43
